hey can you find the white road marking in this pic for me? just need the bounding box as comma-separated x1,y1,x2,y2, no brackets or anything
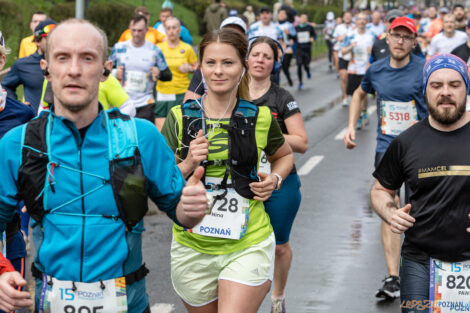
151,303,175,313
334,128,347,140
298,155,324,176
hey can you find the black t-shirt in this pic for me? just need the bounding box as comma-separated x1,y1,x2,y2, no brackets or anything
252,83,300,133
252,83,300,174
451,42,470,64
295,24,316,50
187,69,205,96
371,37,424,62
373,118,470,263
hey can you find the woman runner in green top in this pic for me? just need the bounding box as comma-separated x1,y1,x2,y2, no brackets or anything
161,28,294,313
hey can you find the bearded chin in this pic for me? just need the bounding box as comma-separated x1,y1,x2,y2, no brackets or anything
427,97,467,125
390,50,408,62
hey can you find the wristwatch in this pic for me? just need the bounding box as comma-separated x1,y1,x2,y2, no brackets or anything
272,173,283,190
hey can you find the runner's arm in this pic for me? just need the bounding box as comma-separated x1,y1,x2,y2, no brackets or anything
370,180,398,224
343,85,367,149
284,113,308,154
370,180,415,234
1,65,21,100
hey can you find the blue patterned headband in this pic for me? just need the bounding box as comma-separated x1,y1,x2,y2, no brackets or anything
423,54,469,95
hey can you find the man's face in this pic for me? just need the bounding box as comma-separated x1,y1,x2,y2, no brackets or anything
429,7,437,18
386,27,416,61
130,20,147,46
454,7,465,20
443,15,456,33
43,23,105,113
165,19,181,41
343,12,352,24
300,14,308,24
160,10,172,23
426,68,467,125
36,36,47,54
260,11,272,24
372,12,381,25
356,14,367,29
30,13,47,33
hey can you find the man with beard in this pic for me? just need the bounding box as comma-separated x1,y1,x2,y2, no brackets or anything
343,16,428,300
453,4,467,31
370,53,470,313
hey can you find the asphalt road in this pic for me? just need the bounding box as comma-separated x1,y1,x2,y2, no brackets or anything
143,58,402,313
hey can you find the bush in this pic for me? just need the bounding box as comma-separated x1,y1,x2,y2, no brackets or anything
0,1,26,66
297,5,343,24
87,3,135,46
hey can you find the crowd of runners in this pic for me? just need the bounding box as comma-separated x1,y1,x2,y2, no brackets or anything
0,1,469,313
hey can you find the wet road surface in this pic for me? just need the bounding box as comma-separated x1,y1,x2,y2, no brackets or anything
142,58,402,313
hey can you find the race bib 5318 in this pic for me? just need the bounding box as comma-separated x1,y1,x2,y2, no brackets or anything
381,100,418,136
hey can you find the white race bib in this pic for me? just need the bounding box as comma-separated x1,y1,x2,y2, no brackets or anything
190,177,249,240
353,46,368,64
429,258,470,312
124,70,148,94
380,100,418,136
466,95,470,112
39,275,127,313
297,31,310,44
157,92,176,102
258,151,271,175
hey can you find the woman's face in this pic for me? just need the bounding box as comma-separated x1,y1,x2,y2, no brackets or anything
247,42,275,80
201,42,244,95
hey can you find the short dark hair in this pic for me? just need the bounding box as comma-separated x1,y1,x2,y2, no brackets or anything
32,11,47,17
130,14,148,26
454,4,465,10
135,6,150,15
160,7,173,14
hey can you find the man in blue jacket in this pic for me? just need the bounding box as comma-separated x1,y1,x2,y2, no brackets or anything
2,19,56,114
0,18,208,312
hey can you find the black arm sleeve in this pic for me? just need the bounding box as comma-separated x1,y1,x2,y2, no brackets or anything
372,138,405,190
159,68,172,82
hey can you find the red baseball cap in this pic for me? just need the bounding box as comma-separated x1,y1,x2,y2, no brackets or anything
390,16,417,34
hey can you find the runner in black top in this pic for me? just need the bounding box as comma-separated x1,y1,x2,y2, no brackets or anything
371,54,470,313
247,36,308,313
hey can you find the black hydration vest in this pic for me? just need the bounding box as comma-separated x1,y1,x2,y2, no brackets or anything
17,109,148,231
180,99,260,199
